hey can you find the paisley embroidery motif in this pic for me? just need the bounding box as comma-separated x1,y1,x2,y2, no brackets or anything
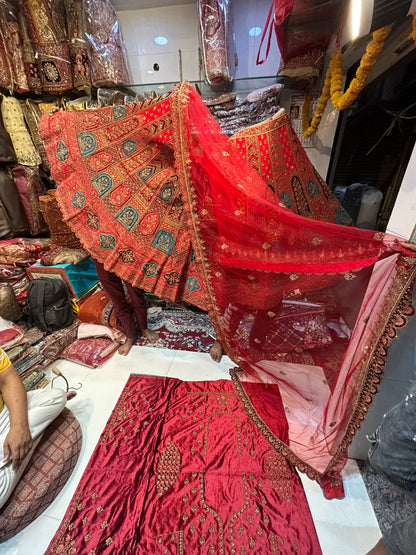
156,441,181,497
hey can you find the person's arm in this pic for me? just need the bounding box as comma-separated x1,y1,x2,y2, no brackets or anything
0,365,33,470
401,241,416,253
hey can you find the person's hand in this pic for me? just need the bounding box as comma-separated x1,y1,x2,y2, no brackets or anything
401,241,416,253
2,424,33,470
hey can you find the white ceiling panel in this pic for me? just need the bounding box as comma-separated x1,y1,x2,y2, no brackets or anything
110,0,195,11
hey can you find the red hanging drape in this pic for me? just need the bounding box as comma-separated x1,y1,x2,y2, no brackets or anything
40,82,416,498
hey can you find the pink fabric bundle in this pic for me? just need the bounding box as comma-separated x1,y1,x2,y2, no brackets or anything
62,337,119,368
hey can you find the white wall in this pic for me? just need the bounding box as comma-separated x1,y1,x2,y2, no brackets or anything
387,143,416,240
117,0,280,85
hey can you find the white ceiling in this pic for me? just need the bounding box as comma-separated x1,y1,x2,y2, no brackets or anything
110,0,195,11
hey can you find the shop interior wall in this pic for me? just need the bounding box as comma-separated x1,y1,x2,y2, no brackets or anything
117,0,279,84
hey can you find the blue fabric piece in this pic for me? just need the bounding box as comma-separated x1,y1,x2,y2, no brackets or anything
29,257,99,299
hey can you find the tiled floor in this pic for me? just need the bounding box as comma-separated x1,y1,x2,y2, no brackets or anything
2,346,381,554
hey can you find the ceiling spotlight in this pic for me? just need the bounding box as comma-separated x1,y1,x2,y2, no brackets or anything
154,36,168,46
249,27,262,37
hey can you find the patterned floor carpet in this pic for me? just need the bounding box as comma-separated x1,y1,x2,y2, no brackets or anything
135,307,215,354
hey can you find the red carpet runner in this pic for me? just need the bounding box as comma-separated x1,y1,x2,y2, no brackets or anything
45,374,321,554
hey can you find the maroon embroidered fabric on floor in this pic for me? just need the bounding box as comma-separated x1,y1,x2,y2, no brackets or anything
45,374,322,554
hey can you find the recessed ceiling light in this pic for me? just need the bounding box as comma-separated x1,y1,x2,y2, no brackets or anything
249,27,261,37
154,36,168,46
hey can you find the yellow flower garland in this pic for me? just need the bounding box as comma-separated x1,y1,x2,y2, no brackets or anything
302,25,391,138
412,12,416,45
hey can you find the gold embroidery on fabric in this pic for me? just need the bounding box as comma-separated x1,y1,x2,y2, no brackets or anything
204,411,241,457
155,531,184,554
199,472,224,553
229,474,250,549
343,271,357,280
156,441,181,496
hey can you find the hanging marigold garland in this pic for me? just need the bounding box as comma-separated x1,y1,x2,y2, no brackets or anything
411,11,416,45
302,25,392,138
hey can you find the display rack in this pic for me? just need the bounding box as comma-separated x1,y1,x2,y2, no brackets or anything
126,76,278,99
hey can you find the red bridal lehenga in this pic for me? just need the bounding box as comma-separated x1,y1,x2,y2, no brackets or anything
39,82,415,548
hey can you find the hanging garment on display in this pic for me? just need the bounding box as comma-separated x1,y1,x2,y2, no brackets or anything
82,0,131,88
0,1,30,93
197,0,235,85
12,165,48,236
21,0,73,93
0,96,42,167
21,99,50,172
17,0,42,93
230,108,352,225
63,0,91,92
257,0,343,90
39,81,416,498
44,374,322,554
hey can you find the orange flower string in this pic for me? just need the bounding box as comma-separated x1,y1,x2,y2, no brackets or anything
412,13,416,45
302,25,391,137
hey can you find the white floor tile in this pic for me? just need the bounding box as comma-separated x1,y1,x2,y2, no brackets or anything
166,349,234,381
0,348,381,554
1,514,61,555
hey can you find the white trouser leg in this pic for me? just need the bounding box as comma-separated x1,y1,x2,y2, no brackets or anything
0,388,66,509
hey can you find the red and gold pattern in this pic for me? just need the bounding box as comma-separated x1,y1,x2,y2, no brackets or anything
40,81,415,500
44,375,322,554
230,108,352,224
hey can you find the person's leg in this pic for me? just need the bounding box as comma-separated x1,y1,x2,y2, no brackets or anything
0,388,66,509
368,392,416,491
124,282,158,344
93,259,137,355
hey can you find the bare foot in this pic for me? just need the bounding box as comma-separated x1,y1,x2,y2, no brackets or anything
66,390,77,401
209,340,223,363
119,337,134,355
366,539,389,555
141,328,158,343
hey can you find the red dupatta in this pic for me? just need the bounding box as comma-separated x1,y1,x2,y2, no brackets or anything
40,82,416,498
